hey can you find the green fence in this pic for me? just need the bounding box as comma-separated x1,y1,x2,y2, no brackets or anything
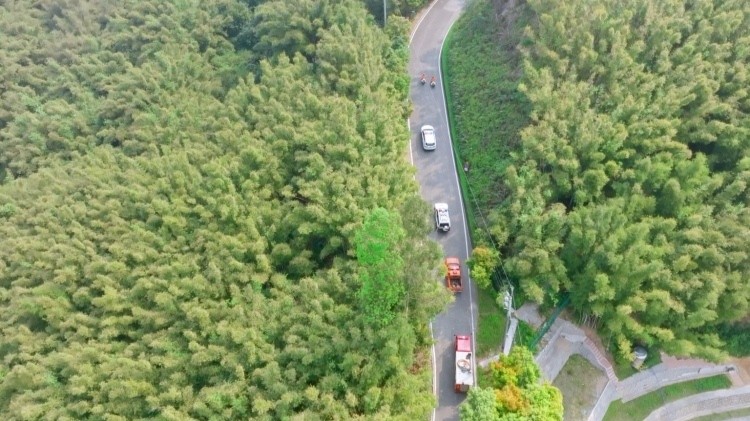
528,293,570,349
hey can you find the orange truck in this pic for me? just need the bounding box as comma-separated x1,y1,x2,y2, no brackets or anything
445,257,463,293
454,335,474,393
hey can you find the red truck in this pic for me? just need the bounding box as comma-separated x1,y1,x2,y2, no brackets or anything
454,335,474,393
444,257,463,293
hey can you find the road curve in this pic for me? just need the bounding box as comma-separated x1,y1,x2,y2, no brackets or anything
407,1,476,420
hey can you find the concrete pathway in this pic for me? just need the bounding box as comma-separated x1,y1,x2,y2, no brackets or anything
617,358,739,403
643,384,750,421
490,303,750,421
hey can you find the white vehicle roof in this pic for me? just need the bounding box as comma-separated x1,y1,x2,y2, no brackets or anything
455,335,474,389
421,125,437,149
456,350,474,387
436,203,451,228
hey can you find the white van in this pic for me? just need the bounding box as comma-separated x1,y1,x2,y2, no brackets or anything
434,202,451,232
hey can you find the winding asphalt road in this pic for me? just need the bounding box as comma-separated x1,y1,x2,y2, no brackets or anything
408,1,475,420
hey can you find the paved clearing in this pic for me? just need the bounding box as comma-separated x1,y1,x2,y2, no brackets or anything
553,354,608,421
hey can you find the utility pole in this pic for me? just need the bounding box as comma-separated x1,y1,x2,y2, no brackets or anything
383,0,387,26
502,285,518,356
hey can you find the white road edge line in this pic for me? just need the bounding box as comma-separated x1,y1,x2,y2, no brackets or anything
430,321,437,421
410,0,440,44
437,19,478,386
408,119,414,167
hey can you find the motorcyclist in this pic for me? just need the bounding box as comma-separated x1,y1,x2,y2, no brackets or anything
430,76,436,87
419,73,426,85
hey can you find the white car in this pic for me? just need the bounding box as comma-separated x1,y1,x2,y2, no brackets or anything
421,125,437,150
434,202,451,232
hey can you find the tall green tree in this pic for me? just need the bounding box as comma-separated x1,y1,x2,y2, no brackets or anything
460,347,563,420
355,208,406,326
469,245,501,289
460,387,498,421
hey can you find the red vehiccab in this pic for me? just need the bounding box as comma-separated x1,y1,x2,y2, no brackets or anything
445,257,463,293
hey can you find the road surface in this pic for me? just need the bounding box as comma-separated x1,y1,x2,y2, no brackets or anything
408,1,474,420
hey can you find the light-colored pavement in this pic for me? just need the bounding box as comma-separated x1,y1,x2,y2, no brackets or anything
500,303,750,421
408,1,472,420
617,359,739,403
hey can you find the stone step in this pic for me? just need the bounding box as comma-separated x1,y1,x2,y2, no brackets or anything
583,338,617,381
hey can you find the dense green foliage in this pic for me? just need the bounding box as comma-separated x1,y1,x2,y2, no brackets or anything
475,286,507,357
446,0,750,360
460,347,563,420
0,0,451,418
363,0,428,23
460,387,498,421
355,208,407,326
716,321,750,357
468,246,501,290
442,0,532,218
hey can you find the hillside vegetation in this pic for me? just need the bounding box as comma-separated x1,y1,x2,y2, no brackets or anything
0,0,449,419
460,347,563,420
446,0,750,361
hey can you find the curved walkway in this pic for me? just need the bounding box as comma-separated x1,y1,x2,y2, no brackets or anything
643,384,750,421
495,303,750,421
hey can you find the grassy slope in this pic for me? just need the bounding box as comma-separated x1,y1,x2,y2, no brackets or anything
442,0,531,217
475,286,505,357
602,375,732,421
553,355,608,421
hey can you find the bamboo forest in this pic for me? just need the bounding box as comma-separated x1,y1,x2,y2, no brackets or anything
1,0,749,419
